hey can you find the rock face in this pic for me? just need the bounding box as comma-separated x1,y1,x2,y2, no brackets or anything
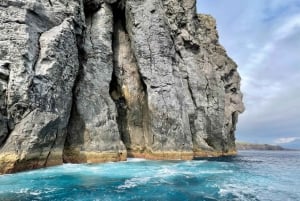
0,0,244,174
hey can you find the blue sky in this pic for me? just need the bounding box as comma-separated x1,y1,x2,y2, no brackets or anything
197,0,300,148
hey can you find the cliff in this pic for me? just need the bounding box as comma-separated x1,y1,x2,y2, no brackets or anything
0,0,244,174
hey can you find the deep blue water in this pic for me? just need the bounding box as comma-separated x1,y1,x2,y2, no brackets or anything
0,151,299,201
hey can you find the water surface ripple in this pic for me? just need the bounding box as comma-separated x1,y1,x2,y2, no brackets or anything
0,151,299,201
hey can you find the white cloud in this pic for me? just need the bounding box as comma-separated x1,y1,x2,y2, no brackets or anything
243,43,273,72
274,14,300,40
243,13,300,75
236,11,300,119
198,0,300,144
274,137,300,144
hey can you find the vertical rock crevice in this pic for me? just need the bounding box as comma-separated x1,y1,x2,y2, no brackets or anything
110,2,149,157
64,1,126,164
63,18,87,163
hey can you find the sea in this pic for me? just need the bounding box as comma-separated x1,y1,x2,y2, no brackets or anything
0,150,299,201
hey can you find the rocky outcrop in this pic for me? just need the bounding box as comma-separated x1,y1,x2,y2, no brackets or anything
0,0,84,173
0,0,244,174
63,3,126,164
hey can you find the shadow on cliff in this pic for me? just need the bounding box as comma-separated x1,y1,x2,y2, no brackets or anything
63,102,87,163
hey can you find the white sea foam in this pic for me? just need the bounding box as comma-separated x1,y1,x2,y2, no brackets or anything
198,170,234,174
29,191,42,195
126,158,147,162
219,183,257,200
117,177,151,190
157,167,178,177
12,188,42,196
18,188,30,194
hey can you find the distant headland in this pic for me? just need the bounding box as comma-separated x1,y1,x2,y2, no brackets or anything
236,142,289,151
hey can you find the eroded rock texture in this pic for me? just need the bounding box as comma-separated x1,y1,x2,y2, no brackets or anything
0,0,244,174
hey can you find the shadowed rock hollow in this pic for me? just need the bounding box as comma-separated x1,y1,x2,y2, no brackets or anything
0,0,244,174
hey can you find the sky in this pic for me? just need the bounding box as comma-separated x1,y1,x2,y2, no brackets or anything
197,0,300,148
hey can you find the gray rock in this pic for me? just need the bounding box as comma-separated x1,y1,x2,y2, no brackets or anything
0,110,60,173
0,0,84,173
0,0,244,174
63,3,126,163
0,61,10,146
125,0,194,159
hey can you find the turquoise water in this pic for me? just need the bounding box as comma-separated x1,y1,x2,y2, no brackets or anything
0,151,299,201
